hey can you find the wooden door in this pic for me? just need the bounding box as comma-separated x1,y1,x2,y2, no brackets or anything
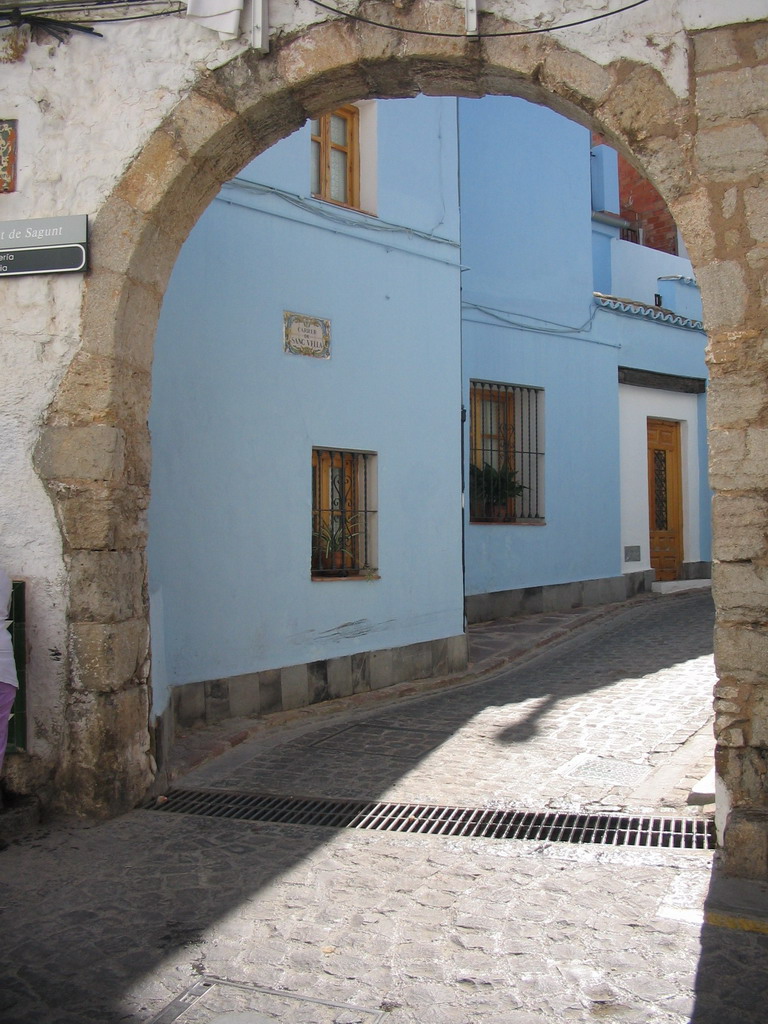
647,418,683,581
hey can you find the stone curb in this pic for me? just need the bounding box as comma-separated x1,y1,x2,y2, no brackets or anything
704,865,768,934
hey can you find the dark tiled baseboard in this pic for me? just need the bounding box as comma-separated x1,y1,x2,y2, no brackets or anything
153,633,468,775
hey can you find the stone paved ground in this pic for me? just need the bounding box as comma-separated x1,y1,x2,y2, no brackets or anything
1,590,767,1024
189,592,716,815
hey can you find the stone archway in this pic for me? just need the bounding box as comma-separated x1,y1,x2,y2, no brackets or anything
34,7,768,876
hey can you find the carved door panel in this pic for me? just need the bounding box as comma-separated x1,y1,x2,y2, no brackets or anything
647,418,683,581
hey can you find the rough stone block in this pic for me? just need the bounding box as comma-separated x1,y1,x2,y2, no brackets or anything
276,21,364,90
227,672,261,718
541,49,614,107
713,562,768,621
581,576,626,607
744,183,768,245
670,188,717,264
722,810,768,880
173,680,205,728
69,550,145,622
35,424,125,484
542,581,580,612
708,372,768,429
56,358,152,437
71,618,148,693
308,660,329,704
258,669,282,715
88,196,179,296
597,66,681,146
748,688,768,747
57,489,119,551
720,618,768,684
717,744,768,811
61,685,152,815
718,725,747,747
327,656,354,699
281,663,309,710
696,67,768,125
80,268,163,376
391,641,433,684
439,633,469,675
694,124,768,181
369,648,395,690
480,32,553,86
351,652,370,693
115,127,189,218
165,90,237,165
693,28,740,73
205,678,231,724
57,486,148,552
697,260,749,331
628,135,691,208
51,352,122,421
710,426,768,489
712,493,768,562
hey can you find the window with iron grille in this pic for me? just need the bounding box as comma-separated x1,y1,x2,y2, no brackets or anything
310,106,360,209
469,381,544,523
312,449,377,578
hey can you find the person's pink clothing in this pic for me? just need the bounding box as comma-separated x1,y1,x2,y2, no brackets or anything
0,567,19,773
0,680,16,772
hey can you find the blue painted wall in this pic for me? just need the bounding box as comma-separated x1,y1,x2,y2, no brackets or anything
459,97,622,595
458,97,595,330
150,93,711,712
149,97,464,713
457,96,708,598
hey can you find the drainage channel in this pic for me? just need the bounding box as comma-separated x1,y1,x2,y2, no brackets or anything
150,788,715,850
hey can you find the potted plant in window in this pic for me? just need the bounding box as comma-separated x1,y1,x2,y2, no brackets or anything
469,462,526,522
312,513,365,575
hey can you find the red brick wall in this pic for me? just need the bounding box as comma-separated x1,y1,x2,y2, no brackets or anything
617,155,678,255
591,133,678,255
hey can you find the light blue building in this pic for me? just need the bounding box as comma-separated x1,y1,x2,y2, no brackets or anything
459,97,708,621
148,94,709,752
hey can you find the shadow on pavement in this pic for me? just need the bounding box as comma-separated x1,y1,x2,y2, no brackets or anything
690,864,768,1023
0,591,726,1024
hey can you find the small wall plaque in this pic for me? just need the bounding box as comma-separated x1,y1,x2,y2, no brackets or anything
284,311,331,359
624,545,641,563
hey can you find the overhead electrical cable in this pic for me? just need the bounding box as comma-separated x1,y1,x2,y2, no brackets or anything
0,0,654,46
0,0,183,29
308,0,654,39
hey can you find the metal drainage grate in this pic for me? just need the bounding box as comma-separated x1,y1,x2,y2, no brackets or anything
150,789,715,850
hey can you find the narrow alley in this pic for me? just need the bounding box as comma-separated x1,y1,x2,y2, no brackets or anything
1,589,766,1023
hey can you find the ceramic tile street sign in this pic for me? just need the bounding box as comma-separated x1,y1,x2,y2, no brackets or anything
284,310,331,358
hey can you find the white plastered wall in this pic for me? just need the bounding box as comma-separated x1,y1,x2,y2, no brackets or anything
619,384,703,575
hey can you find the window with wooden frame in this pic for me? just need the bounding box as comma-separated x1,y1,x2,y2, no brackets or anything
312,449,377,578
469,381,544,523
310,106,360,209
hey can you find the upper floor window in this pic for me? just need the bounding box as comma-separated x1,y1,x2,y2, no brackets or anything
469,381,544,524
311,106,360,209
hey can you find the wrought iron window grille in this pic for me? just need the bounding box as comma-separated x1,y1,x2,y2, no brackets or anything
312,449,376,578
469,381,544,523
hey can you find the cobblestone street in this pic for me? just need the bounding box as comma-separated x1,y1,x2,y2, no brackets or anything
2,590,767,1024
